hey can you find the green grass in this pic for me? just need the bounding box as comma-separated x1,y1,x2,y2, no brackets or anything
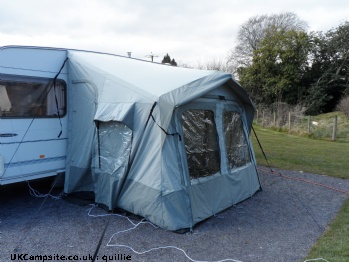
251,125,349,179
305,200,349,262
250,124,349,261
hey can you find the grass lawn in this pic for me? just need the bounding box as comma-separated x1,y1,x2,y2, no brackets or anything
250,125,349,261
305,200,349,261
251,125,349,179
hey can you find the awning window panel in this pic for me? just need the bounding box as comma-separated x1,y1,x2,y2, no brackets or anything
97,121,132,175
181,110,220,180
224,111,251,169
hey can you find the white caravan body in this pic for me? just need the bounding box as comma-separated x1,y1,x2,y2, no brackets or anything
0,46,68,185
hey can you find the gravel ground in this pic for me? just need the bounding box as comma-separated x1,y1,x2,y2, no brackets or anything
1,167,349,262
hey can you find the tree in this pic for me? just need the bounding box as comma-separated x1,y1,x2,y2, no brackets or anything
238,29,312,105
162,53,177,66
228,12,308,75
337,95,349,118
195,56,230,72
305,22,349,114
232,13,348,115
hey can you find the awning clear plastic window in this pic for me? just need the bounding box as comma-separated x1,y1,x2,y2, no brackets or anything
181,109,220,179
224,111,251,169
97,121,132,175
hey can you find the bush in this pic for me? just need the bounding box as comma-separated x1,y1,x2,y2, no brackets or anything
337,96,349,118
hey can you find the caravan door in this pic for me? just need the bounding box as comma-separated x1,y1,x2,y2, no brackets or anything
0,74,68,185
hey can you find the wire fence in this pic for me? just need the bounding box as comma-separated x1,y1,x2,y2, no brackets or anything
254,104,349,142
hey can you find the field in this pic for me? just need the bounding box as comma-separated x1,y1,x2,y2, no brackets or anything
250,122,349,261
251,125,349,179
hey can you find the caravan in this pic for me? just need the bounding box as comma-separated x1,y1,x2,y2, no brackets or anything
0,46,68,184
0,46,261,231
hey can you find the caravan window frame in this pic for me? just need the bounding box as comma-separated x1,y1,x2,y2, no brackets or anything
0,74,67,119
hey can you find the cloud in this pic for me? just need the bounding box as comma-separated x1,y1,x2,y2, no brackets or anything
0,0,348,64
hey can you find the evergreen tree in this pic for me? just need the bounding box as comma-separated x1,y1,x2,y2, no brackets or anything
171,58,177,66
305,22,349,114
162,53,177,66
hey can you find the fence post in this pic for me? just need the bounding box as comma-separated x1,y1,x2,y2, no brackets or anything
288,112,291,130
262,111,265,127
256,109,259,124
273,112,276,127
308,115,311,133
332,115,338,141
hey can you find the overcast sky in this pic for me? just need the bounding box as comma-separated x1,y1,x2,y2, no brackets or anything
0,0,348,65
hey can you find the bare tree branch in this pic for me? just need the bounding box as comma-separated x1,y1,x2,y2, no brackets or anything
228,12,308,73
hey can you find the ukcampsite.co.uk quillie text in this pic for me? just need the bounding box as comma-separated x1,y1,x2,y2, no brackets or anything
10,253,132,261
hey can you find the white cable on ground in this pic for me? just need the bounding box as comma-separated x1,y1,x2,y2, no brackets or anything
87,205,243,262
87,204,155,228
303,258,330,262
27,181,62,200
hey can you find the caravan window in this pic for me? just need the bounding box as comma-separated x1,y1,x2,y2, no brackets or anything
181,110,220,179
224,112,251,168
0,75,66,118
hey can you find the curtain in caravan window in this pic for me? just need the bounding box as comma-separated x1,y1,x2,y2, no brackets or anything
181,110,220,180
0,76,66,118
224,112,251,169
47,84,66,116
0,85,12,112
